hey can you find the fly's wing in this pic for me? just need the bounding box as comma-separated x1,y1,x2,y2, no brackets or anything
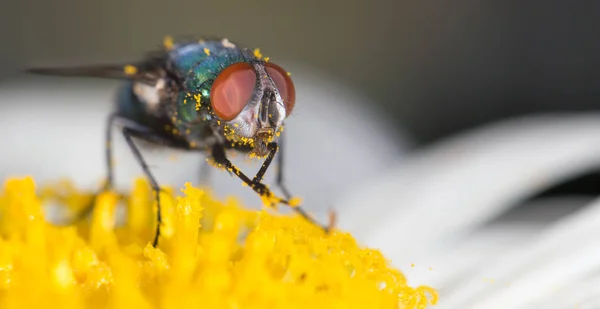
23,36,240,83
26,60,168,87
26,49,171,86
26,63,136,80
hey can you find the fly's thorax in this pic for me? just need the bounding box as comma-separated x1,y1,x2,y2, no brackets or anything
165,89,215,149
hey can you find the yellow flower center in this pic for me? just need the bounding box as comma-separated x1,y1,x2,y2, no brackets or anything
0,177,437,309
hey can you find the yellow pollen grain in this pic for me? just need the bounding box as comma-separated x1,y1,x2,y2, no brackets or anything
286,72,291,76
124,65,138,76
163,36,174,50
288,197,302,207
204,48,211,56
253,48,263,59
195,102,201,111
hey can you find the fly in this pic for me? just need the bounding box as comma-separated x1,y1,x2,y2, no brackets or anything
27,36,333,247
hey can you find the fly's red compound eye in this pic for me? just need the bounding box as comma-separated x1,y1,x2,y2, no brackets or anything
211,62,257,121
265,63,296,114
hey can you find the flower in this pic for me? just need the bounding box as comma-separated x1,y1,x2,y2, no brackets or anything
0,177,437,309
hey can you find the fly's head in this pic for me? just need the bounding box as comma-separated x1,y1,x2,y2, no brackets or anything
210,61,295,157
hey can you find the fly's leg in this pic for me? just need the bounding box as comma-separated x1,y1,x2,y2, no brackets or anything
211,142,331,233
274,132,291,199
274,133,337,229
121,128,164,248
104,113,117,190
75,115,175,247
112,119,187,247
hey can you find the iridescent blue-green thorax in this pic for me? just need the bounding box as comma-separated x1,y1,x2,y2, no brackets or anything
169,39,256,146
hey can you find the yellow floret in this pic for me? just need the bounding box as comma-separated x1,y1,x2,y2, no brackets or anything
0,177,437,309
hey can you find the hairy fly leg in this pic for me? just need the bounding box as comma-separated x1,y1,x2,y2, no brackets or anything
104,113,117,190
79,114,186,247
274,132,291,199
211,142,331,233
273,133,338,231
121,126,173,248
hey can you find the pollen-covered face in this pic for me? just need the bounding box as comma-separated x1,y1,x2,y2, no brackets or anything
210,61,295,155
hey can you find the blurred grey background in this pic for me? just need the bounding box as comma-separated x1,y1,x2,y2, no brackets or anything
2,0,600,144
